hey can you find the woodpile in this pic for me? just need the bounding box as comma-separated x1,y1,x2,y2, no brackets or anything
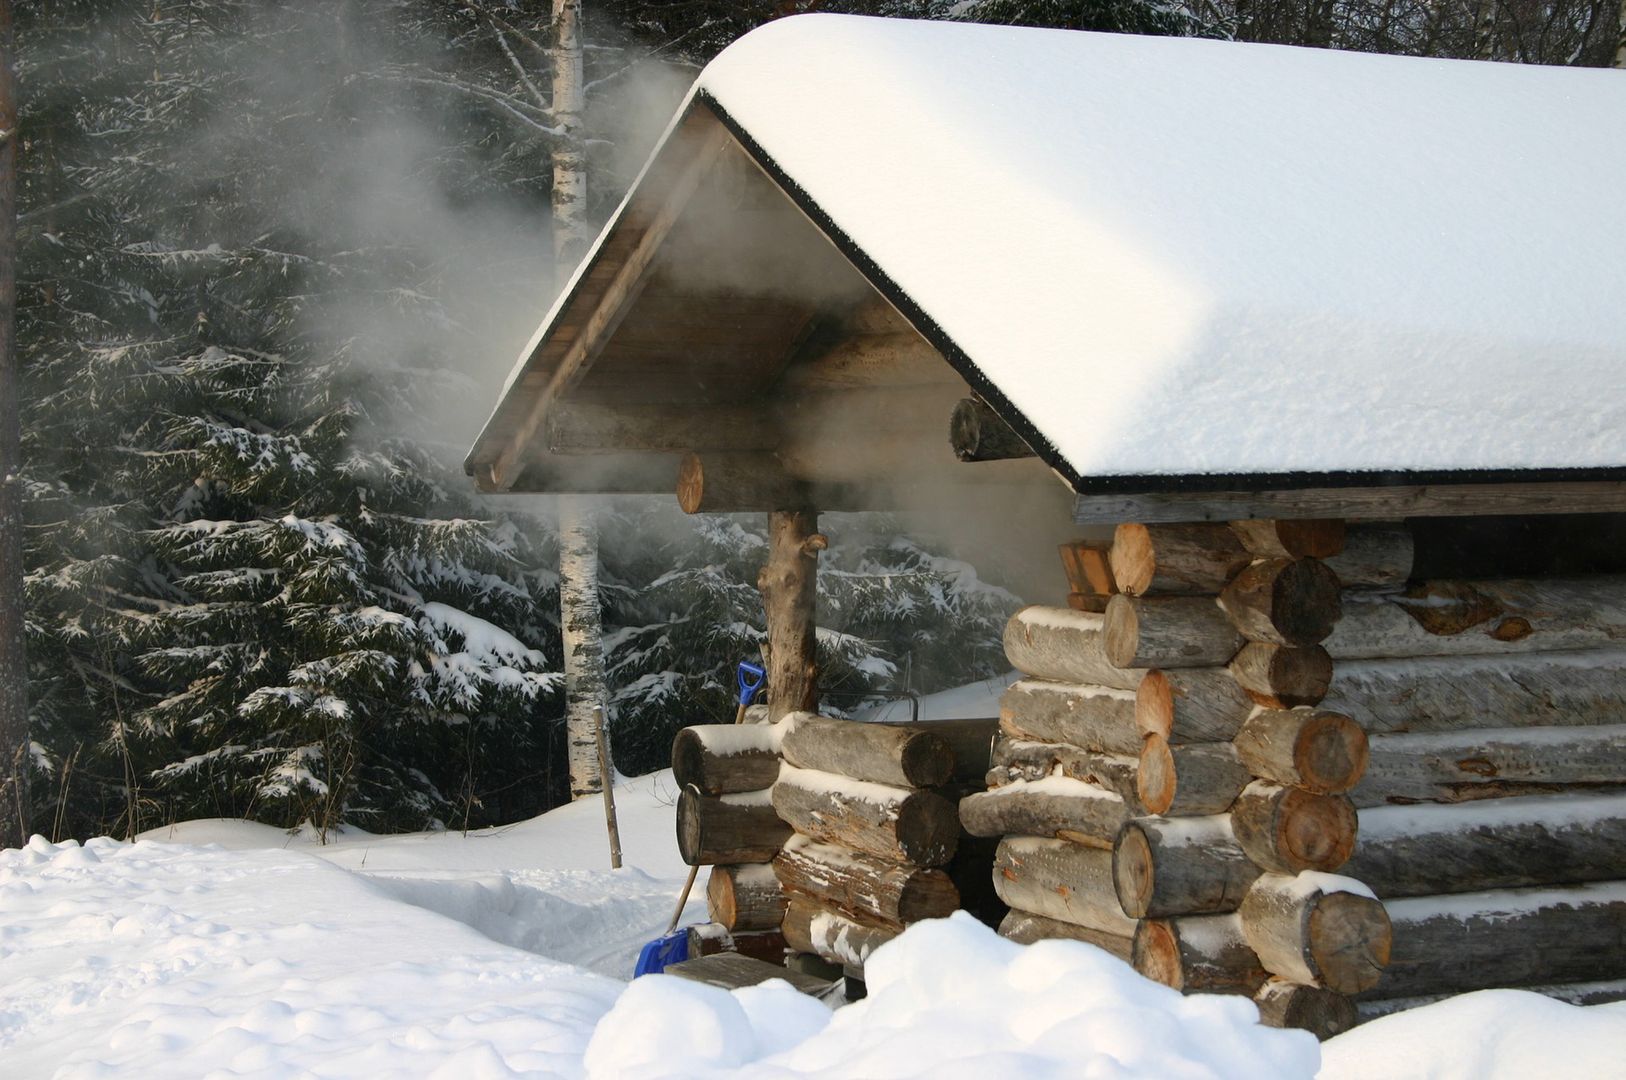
982,518,1626,1033
673,711,999,977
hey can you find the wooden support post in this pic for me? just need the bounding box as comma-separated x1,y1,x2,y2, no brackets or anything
759,510,825,723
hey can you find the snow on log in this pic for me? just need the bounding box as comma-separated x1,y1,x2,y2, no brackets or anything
1321,524,1414,589
781,898,896,969
1342,794,1626,897
1000,678,1141,756
1230,781,1359,874
1136,736,1250,817
988,733,1143,811
1353,724,1626,807
1233,709,1369,796
1357,977,1626,1021
1104,594,1244,669
1109,523,1252,596
1218,558,1342,646
957,774,1131,847
1112,815,1260,919
677,784,793,866
772,834,958,927
1229,643,1335,709
1253,978,1358,1041
1132,913,1269,995
772,765,960,868
1370,881,1626,999
991,836,1137,936
672,723,783,795
706,864,788,932
1239,872,1391,994
1325,576,1626,661
997,909,1133,960
1003,606,1147,689
1229,520,1346,561
778,713,953,789
1324,650,1626,735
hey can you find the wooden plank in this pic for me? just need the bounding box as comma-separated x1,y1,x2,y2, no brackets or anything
1073,481,1626,524
665,952,835,995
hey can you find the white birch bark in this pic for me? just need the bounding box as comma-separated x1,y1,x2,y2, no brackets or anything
559,498,608,799
550,0,590,265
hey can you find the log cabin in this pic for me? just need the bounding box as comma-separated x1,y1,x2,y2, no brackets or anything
465,14,1626,1035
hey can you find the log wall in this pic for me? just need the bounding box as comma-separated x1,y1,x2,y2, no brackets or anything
975,518,1626,1038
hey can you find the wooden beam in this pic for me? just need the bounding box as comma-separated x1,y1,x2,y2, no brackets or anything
483,120,731,491
951,398,1035,462
507,450,678,494
545,402,776,453
759,511,824,722
1073,481,1626,524
776,331,952,392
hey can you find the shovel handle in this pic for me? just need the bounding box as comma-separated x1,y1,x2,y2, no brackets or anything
667,863,700,935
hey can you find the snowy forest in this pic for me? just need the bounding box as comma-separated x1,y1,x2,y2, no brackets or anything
6,0,1622,846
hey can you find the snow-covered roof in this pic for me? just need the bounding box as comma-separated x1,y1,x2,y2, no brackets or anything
471,16,1626,495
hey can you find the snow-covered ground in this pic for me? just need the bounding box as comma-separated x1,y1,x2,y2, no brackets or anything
4,769,1624,1077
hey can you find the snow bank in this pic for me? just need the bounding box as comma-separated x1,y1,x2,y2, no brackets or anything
586,912,1319,1079
1319,989,1626,1079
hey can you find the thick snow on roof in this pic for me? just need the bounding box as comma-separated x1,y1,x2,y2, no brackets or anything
698,17,1626,482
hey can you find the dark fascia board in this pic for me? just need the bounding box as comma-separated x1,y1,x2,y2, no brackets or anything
698,91,1626,499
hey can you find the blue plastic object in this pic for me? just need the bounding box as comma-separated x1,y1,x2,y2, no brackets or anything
634,929,690,976
736,661,766,707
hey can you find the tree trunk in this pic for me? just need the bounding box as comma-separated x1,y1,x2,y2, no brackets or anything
1109,522,1252,596
759,511,822,722
1217,557,1342,646
550,0,590,266
1322,523,1413,588
559,498,608,799
988,733,1143,810
1135,667,1258,744
0,0,25,851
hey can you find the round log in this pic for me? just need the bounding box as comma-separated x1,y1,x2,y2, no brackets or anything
1133,913,1269,995
1354,724,1626,807
1136,668,1256,744
1238,873,1392,994
1110,523,1252,596
672,724,782,795
989,733,1143,811
1003,606,1147,690
1112,815,1260,918
1233,709,1369,795
677,451,812,514
1253,979,1358,1040
1230,781,1359,874
760,510,823,722
1136,736,1250,817
707,864,788,932
772,835,958,927
1218,558,1342,646
1104,594,1244,670
1000,679,1141,756
992,836,1137,936
1229,519,1346,560
779,713,953,789
958,777,1131,847
950,397,1034,461
1322,524,1414,588
772,765,960,868
677,784,793,866
998,909,1133,961
1345,793,1626,898
1228,643,1335,709
781,897,896,969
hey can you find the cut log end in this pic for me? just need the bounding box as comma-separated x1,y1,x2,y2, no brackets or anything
1133,919,1183,989
1219,557,1343,646
1135,670,1175,740
1231,782,1359,874
1137,739,1177,816
1229,643,1333,709
1308,891,1393,995
1293,712,1369,795
1112,822,1156,919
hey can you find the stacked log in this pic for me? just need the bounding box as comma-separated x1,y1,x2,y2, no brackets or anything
769,711,997,972
976,523,1390,1040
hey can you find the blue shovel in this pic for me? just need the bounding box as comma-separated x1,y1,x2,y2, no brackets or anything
633,660,767,977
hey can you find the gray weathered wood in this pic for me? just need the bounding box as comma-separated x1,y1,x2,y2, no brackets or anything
1135,668,1258,744
1370,882,1626,998
1073,482,1626,526
1239,874,1392,994
1003,607,1147,690
677,785,793,866
666,952,832,995
1136,737,1251,817
1228,643,1335,709
780,713,953,789
997,909,1133,960
1229,519,1347,560
1112,815,1260,918
707,864,788,932
672,724,782,795
760,511,824,722
772,765,960,868
988,733,1143,811
958,777,1133,847
1133,913,1269,995
1000,678,1142,756
1230,781,1359,874
1104,594,1244,669
1109,522,1252,596
1344,794,1626,897
991,836,1137,936
1322,524,1414,589
1234,709,1369,796
772,835,958,927
1253,979,1358,1040
1326,576,1626,661
781,898,896,969
1218,557,1342,646
1354,724,1626,807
